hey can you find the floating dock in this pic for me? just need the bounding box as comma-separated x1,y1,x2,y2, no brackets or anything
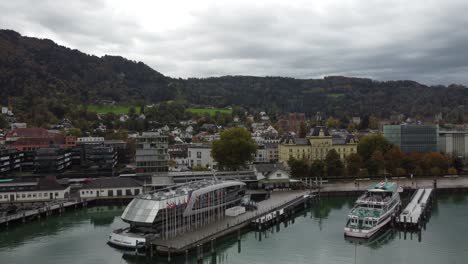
397,188,433,229
148,190,313,256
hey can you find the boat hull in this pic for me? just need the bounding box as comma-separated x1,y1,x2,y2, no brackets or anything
108,229,146,249
344,215,392,239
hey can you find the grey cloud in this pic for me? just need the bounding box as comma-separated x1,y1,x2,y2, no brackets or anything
1,0,468,85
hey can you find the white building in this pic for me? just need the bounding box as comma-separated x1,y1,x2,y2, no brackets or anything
0,179,70,203
77,137,105,144
79,178,143,198
187,143,216,169
439,130,468,160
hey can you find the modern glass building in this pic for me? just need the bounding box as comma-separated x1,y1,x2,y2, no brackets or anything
135,132,169,174
383,124,438,153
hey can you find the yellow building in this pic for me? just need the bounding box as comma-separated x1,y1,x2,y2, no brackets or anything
278,127,358,166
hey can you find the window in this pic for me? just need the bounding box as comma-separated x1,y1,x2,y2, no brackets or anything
55,192,58,197
27,194,31,198
196,151,202,158
277,173,281,177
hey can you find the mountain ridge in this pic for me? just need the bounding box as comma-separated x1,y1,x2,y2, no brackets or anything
0,29,467,126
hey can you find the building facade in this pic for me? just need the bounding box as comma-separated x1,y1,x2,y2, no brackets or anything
79,178,143,199
34,147,72,173
383,124,438,153
187,143,216,169
278,127,358,165
0,148,24,175
0,178,70,203
135,132,168,174
439,130,468,159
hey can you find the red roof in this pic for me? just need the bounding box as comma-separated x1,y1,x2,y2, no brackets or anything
6,128,50,138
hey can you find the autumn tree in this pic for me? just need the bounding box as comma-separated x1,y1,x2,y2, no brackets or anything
211,127,257,170
346,153,363,176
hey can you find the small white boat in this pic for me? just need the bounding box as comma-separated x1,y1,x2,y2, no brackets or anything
344,181,401,239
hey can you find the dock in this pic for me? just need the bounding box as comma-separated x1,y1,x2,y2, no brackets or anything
397,188,434,229
0,198,94,227
149,190,313,255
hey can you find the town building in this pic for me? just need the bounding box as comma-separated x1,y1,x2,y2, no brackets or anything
74,137,118,171
254,144,267,163
439,130,468,160
135,132,169,174
383,124,438,153
265,142,279,162
0,148,24,175
278,127,358,165
187,143,216,169
0,177,71,203
6,128,76,151
168,144,189,171
34,147,72,173
277,113,305,134
79,177,143,199
254,163,300,189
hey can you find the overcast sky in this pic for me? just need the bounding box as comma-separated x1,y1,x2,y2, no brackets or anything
1,0,468,85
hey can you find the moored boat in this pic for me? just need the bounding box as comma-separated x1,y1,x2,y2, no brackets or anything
344,181,401,239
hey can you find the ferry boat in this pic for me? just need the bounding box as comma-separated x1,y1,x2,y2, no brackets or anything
108,180,246,249
344,181,401,239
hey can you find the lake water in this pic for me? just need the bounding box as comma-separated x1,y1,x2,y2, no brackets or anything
1,193,468,264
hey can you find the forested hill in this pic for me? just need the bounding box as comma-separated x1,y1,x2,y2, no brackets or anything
1,29,467,125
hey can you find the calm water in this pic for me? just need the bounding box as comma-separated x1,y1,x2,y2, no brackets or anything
1,193,468,264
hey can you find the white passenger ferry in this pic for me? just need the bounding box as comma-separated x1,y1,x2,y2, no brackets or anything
344,181,401,239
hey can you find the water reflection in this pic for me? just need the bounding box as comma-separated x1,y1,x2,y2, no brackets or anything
344,228,396,249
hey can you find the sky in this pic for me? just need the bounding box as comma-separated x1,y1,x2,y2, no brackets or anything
1,0,468,85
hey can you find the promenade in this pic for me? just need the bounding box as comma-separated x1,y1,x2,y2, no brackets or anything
319,176,468,193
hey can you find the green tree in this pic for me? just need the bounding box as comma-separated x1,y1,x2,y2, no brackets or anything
310,159,325,177
325,149,344,177
0,115,9,129
346,153,363,176
357,134,393,161
211,127,257,170
288,157,310,178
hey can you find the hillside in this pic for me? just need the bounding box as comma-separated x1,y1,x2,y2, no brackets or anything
1,29,467,126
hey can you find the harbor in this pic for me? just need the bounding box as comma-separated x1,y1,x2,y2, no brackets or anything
1,193,468,264
148,190,312,255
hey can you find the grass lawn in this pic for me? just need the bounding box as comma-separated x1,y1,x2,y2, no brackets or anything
86,105,139,114
187,107,232,116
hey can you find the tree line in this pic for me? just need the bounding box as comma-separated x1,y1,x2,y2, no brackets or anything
288,134,464,179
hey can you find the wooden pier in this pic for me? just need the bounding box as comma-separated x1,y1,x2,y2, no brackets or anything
397,188,434,229
0,198,95,227
147,190,313,255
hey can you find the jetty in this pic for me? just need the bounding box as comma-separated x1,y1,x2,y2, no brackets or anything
397,188,434,229
0,198,94,227
148,190,313,256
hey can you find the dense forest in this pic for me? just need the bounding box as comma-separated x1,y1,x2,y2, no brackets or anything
1,29,467,127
